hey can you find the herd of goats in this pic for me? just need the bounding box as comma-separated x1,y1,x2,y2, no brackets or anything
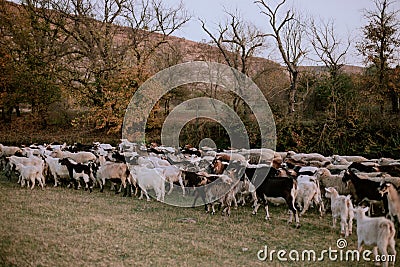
1,140,400,265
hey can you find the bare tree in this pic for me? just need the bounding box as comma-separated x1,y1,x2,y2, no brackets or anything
309,19,351,118
121,0,190,78
200,10,266,111
255,0,307,113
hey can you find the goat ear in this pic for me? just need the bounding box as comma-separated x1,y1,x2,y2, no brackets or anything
362,206,369,213
325,187,330,192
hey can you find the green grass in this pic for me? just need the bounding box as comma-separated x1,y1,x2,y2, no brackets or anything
0,173,398,267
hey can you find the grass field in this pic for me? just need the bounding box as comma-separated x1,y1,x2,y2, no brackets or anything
0,172,398,267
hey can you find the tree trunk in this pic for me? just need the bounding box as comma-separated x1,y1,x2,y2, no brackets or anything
15,106,21,117
288,71,298,113
390,89,400,113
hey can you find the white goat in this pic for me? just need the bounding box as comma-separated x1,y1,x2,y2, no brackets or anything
0,144,22,157
130,165,165,202
156,165,185,196
15,163,44,189
44,156,69,186
8,155,46,185
352,206,396,267
325,187,354,237
296,175,324,216
50,149,96,164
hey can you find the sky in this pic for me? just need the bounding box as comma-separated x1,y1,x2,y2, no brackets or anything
169,0,400,66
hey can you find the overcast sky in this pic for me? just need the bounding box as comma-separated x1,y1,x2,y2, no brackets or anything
169,0,400,66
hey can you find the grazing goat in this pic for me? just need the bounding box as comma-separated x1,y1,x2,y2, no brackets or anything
352,207,396,267
325,187,354,237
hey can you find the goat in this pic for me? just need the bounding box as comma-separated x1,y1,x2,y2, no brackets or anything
325,187,354,237
252,167,300,228
130,165,165,202
7,155,46,185
51,149,96,164
15,163,44,190
205,171,239,216
342,169,388,215
156,165,184,196
59,158,95,192
0,144,22,158
96,160,131,196
352,206,396,267
296,175,325,216
44,155,70,187
378,182,400,237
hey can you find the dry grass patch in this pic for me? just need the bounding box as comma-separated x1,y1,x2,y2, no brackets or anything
0,174,398,266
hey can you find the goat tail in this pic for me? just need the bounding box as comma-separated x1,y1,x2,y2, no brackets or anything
379,221,396,239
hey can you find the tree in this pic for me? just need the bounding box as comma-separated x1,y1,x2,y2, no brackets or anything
309,19,351,119
0,0,63,126
255,0,307,113
357,0,400,113
200,10,266,111
29,0,189,132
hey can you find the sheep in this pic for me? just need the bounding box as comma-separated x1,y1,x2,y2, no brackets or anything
137,157,156,168
50,149,96,164
324,187,354,237
364,175,400,188
148,156,170,168
215,152,247,164
238,148,276,165
15,163,44,190
130,165,165,202
333,155,369,163
288,152,331,163
352,206,396,267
